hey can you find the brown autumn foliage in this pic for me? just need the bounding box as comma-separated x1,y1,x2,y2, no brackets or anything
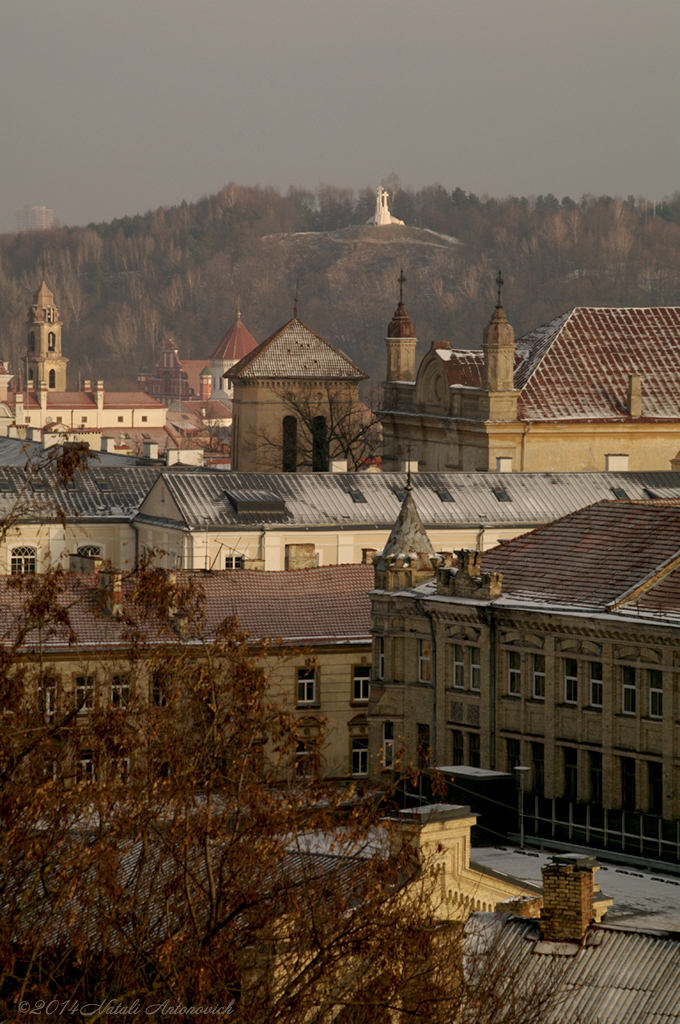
1,183,679,391
0,555,583,1022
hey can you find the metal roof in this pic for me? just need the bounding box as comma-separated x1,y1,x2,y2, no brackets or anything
0,463,160,522
466,914,680,1024
141,470,680,531
0,436,152,467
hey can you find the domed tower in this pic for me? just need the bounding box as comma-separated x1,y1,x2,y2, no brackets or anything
25,280,68,391
385,269,417,382
210,307,258,399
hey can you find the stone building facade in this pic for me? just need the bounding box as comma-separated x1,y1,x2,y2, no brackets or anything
381,302,680,473
369,496,680,858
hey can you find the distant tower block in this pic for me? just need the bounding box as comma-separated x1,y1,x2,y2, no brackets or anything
367,187,404,227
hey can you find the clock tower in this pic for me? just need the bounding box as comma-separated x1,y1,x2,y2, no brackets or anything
25,279,68,391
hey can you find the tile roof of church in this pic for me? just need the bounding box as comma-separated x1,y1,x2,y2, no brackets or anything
226,317,367,381
211,316,259,362
437,307,680,422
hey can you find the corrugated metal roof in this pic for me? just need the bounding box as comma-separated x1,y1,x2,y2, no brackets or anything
149,469,680,530
0,436,151,467
0,462,160,521
466,915,680,1024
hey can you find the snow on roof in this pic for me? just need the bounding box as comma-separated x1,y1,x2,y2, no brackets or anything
226,317,367,381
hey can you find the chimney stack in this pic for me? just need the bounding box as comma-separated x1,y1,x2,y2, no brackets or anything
627,373,642,418
539,854,597,943
98,569,124,619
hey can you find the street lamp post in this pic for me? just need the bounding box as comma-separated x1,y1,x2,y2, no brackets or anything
514,766,531,849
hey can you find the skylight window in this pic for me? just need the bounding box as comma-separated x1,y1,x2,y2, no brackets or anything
492,487,512,502
436,489,454,502
0,480,15,493
611,488,629,500
225,489,287,514
348,489,366,503
30,480,47,492
96,480,113,492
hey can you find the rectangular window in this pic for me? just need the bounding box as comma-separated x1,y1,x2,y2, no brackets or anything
118,416,124,423
590,662,603,707
508,651,521,695
224,555,244,569
141,416,147,423
112,675,130,709
506,738,520,772
151,672,167,707
297,668,317,706
469,733,480,768
40,681,56,724
532,742,545,796
452,730,465,766
563,747,578,801
352,738,368,777
622,666,636,714
418,640,432,683
296,741,316,778
649,669,663,719
532,654,546,699
621,756,636,811
453,644,464,689
564,658,578,704
589,751,603,805
470,647,481,691
417,723,431,769
648,761,662,815
376,636,385,681
353,666,371,703
110,756,130,784
77,751,95,784
383,721,394,768
75,676,95,714
81,416,87,424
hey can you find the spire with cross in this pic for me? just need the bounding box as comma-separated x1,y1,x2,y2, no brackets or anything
496,269,504,307
398,267,405,304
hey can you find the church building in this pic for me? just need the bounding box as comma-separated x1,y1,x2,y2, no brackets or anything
381,289,680,473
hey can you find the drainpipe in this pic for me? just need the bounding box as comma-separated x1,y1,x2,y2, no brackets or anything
520,421,532,472
416,600,437,765
481,605,496,769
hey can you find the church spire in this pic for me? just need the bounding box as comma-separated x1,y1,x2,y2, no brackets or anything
373,483,436,592
385,269,417,382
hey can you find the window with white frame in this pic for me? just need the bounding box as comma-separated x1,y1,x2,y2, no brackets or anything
151,672,167,707
452,644,464,689
470,647,481,691
508,651,521,695
75,676,95,714
418,639,432,683
649,669,663,719
295,740,315,777
297,668,317,706
112,675,130,709
622,666,636,714
590,662,603,707
533,654,546,699
224,554,244,569
110,756,130,783
11,546,36,575
77,751,95,784
353,666,370,703
352,737,368,776
376,636,385,680
382,721,394,768
77,545,102,558
40,681,56,723
564,658,578,704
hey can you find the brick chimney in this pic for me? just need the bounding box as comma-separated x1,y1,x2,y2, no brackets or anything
539,854,597,943
94,380,105,411
200,367,211,401
627,373,642,418
436,549,503,600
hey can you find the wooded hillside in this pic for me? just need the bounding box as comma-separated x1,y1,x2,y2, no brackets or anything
1,182,679,389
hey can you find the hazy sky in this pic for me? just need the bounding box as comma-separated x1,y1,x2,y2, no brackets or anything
1,0,679,232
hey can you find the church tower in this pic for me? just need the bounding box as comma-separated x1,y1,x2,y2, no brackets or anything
385,270,417,383
25,280,68,391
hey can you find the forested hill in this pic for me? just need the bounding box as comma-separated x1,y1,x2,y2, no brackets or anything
1,183,679,390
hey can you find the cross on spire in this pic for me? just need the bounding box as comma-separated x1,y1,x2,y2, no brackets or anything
496,269,504,306
398,268,406,304
236,294,241,319
405,443,413,491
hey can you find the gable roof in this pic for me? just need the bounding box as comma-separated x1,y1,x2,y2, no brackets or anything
436,307,680,421
226,317,367,381
478,499,680,613
211,316,259,362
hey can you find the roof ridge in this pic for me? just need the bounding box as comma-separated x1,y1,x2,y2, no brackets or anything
514,308,575,391
606,544,680,611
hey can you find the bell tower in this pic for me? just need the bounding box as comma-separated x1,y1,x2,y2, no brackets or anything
25,280,68,391
385,269,417,383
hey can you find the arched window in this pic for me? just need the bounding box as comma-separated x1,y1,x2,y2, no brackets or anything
77,545,102,558
48,332,56,351
11,546,37,575
282,415,297,473
312,415,328,473
48,369,56,389
28,331,35,353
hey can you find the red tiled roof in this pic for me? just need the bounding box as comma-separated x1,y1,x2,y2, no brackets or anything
480,500,680,610
227,317,368,381
437,307,680,421
20,391,165,411
211,317,259,362
0,565,373,652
